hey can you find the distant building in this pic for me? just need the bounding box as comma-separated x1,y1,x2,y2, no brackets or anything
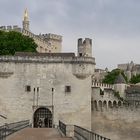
0,9,62,53
126,85,140,106
94,68,108,82
118,61,140,80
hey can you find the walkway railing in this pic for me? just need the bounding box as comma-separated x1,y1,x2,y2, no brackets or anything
59,121,66,136
59,120,111,140
74,125,111,140
0,120,30,140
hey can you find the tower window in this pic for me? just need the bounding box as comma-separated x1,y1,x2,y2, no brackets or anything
100,89,104,96
25,85,31,92
65,86,71,93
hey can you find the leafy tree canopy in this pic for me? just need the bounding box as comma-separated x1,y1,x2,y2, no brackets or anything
102,69,127,84
130,74,140,84
0,30,37,55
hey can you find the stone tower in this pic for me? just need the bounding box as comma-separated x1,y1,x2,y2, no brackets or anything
23,8,29,31
77,38,92,57
126,64,132,81
114,73,127,98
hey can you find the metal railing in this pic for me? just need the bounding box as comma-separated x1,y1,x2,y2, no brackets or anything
0,120,30,140
74,125,111,140
59,121,66,136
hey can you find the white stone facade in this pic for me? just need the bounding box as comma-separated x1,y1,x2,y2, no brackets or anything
0,54,95,130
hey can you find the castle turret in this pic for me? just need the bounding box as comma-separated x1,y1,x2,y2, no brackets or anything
114,73,127,98
77,38,92,57
23,8,30,31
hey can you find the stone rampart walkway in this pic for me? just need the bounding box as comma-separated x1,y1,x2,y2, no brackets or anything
7,128,72,140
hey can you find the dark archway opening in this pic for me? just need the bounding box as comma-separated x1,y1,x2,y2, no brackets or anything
34,107,52,128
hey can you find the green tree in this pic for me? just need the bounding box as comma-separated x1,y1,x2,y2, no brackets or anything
0,30,37,55
102,69,127,84
130,74,140,84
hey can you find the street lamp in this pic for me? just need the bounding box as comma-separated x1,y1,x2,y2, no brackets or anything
33,88,35,107
32,87,39,128
37,87,39,107
33,87,40,107
52,88,54,128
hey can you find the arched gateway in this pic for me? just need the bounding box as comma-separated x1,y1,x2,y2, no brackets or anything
33,107,52,128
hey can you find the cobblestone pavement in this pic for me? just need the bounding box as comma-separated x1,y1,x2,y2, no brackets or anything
7,128,73,140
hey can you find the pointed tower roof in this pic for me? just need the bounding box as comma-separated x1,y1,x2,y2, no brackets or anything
114,73,126,84
126,63,130,71
23,8,29,21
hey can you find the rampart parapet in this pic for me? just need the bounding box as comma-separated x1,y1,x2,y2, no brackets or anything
41,33,62,41
92,99,140,112
0,25,22,32
0,53,95,64
77,38,92,57
92,82,114,90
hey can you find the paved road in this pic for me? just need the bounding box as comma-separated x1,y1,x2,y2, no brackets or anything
7,128,73,140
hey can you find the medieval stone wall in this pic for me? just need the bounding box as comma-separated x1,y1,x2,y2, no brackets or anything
0,55,95,129
92,107,140,140
91,86,140,140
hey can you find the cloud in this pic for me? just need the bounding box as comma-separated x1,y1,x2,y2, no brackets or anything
0,0,140,70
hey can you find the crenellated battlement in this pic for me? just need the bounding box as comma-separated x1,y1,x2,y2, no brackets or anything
0,25,22,32
78,38,92,46
77,38,92,57
22,29,48,44
41,33,62,41
92,82,114,90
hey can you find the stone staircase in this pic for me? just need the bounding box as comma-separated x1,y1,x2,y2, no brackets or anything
7,128,72,140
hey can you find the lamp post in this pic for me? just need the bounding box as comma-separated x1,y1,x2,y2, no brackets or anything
33,88,35,107
33,87,40,108
52,88,54,128
32,87,39,128
37,87,39,107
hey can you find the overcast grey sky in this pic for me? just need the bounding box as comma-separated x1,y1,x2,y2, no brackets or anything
0,0,140,70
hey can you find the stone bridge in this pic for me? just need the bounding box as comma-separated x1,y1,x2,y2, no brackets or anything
0,120,110,140
7,128,72,140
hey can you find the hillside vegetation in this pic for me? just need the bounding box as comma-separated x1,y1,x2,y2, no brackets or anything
102,69,127,84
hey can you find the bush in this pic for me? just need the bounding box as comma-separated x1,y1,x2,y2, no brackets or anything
0,30,37,55
130,74,140,84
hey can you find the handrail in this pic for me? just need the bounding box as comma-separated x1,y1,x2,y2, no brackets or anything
74,125,111,140
59,120,110,140
59,121,66,136
0,120,30,140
